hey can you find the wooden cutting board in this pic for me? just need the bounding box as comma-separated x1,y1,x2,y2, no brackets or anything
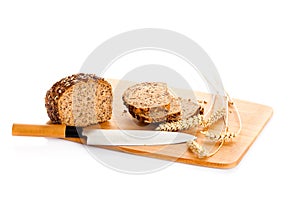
62,79,273,169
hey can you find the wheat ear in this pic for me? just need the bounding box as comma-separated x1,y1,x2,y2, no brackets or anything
202,100,242,141
187,94,241,158
155,114,205,131
187,139,225,158
187,140,208,158
156,107,226,131
202,130,238,142
203,107,226,128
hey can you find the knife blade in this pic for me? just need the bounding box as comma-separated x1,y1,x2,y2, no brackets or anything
12,124,196,146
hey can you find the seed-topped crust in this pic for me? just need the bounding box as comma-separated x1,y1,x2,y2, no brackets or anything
45,73,111,124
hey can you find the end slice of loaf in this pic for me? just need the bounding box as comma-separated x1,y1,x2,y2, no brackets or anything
45,73,113,127
122,82,172,114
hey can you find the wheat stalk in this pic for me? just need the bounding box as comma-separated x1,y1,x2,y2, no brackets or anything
187,140,208,158
187,94,241,158
201,130,238,142
155,114,205,131
203,107,226,128
156,107,226,131
201,98,242,142
157,95,242,159
187,139,225,158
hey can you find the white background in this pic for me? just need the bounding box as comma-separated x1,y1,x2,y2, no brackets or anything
0,0,299,199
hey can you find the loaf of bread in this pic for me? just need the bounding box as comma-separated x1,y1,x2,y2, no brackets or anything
45,73,113,127
122,82,203,123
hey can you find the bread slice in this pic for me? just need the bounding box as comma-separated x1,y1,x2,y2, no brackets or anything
122,82,172,115
128,97,182,123
45,73,113,127
127,97,203,124
123,82,204,124
180,98,204,119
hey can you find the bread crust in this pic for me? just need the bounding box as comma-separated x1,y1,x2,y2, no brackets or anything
127,97,204,124
45,73,112,126
128,97,181,123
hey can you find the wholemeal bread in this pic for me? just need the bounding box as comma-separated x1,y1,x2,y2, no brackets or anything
180,98,204,119
129,97,203,123
128,98,181,123
127,97,181,123
122,82,172,115
45,73,113,127
123,82,203,123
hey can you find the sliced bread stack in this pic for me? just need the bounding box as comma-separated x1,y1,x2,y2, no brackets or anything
122,82,203,123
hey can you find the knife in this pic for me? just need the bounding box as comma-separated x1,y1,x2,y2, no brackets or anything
12,124,196,146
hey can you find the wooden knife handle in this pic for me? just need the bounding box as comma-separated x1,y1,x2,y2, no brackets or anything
12,124,67,138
